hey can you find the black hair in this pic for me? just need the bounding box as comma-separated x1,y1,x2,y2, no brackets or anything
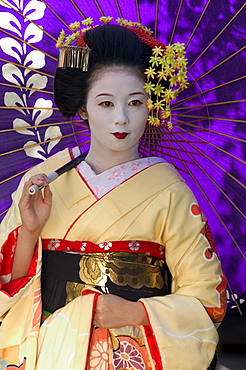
54,24,152,118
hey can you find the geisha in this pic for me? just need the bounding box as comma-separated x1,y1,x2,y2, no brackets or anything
0,20,226,370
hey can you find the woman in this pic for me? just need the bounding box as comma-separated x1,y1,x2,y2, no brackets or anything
0,22,226,369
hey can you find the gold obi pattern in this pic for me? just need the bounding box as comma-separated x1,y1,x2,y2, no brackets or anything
65,252,168,306
78,252,165,289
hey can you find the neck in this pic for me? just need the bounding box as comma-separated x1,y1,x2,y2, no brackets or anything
85,146,140,174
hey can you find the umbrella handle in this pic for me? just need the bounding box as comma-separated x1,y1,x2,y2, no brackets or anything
28,172,59,195
28,152,88,195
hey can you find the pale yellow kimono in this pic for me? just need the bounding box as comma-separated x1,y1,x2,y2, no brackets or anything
0,148,226,370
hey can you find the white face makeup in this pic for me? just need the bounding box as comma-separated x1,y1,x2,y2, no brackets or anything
81,68,149,161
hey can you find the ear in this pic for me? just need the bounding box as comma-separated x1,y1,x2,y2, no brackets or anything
78,107,88,120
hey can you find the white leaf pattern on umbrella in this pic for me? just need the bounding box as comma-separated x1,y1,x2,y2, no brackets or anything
45,126,62,154
23,140,46,159
26,73,48,96
2,64,24,85
13,118,35,135
0,11,21,36
23,23,43,44
23,0,46,22
0,37,23,63
32,98,53,125
23,50,46,74
4,91,27,115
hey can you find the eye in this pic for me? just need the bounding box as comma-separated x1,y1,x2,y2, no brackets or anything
129,99,143,106
99,101,113,107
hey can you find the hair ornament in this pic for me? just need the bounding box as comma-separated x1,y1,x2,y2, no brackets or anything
57,46,90,70
56,17,188,127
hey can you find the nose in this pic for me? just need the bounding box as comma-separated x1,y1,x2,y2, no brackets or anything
114,106,129,125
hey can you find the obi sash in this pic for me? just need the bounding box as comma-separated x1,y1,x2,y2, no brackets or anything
41,239,172,315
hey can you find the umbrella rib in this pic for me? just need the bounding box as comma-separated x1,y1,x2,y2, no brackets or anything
0,140,91,185
169,0,184,44
174,99,246,112
0,0,57,41
93,0,105,16
188,2,246,69
135,0,141,23
172,121,246,143
154,0,159,39
167,132,246,258
177,113,246,125
188,46,246,87
173,121,246,164
0,122,89,133
68,0,87,18
0,131,86,157
0,106,57,110
175,124,246,189
40,0,71,29
173,75,246,107
0,166,36,185
185,0,213,49
114,0,123,18
0,208,9,218
0,82,53,95
0,27,57,61
0,58,54,78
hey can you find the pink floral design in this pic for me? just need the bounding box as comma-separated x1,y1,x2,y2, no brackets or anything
159,245,165,256
128,241,140,251
47,239,60,251
107,169,122,181
80,242,87,252
130,161,141,171
113,341,145,369
89,340,108,370
99,242,112,251
94,185,108,197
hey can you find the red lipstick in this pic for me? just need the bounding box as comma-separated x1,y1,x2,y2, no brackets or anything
112,132,129,139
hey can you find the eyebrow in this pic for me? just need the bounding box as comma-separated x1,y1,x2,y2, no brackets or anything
95,92,145,98
96,93,113,97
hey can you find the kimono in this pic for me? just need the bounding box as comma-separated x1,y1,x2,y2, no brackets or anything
0,147,226,370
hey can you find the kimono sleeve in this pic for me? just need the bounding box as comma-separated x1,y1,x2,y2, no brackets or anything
0,171,40,313
139,180,226,370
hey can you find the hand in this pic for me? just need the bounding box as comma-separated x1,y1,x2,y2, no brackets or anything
93,294,149,329
18,173,52,235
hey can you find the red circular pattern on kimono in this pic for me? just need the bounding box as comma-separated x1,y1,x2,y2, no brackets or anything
190,203,201,217
203,246,215,261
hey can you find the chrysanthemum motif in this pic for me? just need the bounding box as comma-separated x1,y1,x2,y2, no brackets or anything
144,67,156,79
89,340,109,369
146,98,154,110
82,17,93,25
150,55,161,66
128,241,140,251
113,341,145,369
147,116,160,126
152,46,164,56
68,21,81,31
99,16,113,23
99,242,112,250
47,239,60,251
143,82,155,94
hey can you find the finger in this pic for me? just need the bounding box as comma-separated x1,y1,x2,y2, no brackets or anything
28,173,49,186
43,185,53,204
22,174,49,197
